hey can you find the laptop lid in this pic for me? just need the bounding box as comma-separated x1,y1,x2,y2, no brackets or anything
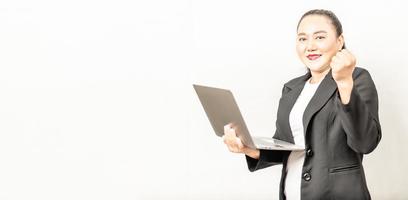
193,84,256,148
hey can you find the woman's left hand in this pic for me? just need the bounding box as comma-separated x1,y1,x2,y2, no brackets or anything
330,49,356,83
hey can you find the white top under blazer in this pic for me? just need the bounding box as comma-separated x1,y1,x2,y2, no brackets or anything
285,78,321,200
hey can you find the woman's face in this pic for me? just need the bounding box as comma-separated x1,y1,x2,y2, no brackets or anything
296,15,344,73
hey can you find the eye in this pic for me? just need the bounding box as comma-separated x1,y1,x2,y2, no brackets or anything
316,36,326,40
298,37,307,42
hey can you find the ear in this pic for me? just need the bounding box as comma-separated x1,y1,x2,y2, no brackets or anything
337,34,345,50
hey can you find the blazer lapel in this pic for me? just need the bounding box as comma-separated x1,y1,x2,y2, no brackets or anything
277,72,311,143
302,70,338,137
278,69,337,142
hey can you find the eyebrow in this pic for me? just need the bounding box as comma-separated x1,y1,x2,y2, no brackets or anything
297,30,328,36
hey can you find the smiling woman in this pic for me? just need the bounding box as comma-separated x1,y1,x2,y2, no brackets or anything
222,9,381,200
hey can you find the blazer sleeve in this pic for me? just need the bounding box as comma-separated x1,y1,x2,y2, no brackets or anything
245,85,291,172
337,68,382,154
245,149,290,172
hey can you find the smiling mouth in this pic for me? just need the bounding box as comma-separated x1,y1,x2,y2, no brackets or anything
307,54,322,60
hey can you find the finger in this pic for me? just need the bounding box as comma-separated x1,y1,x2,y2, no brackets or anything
331,56,342,67
227,144,237,153
338,49,351,59
340,49,350,55
335,51,346,61
228,123,238,134
224,124,231,134
332,51,344,60
227,127,237,137
331,56,342,65
222,135,227,144
233,145,241,153
236,137,244,149
224,124,233,137
224,136,233,146
342,50,356,64
227,138,239,150
333,51,348,63
224,134,236,146
340,50,356,64
337,51,354,67
226,123,235,131
225,129,235,139
330,59,341,70
230,127,236,137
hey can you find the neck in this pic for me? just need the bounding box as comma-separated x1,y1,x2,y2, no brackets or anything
309,67,331,84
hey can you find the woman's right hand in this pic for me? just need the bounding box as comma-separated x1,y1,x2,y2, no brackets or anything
222,123,260,159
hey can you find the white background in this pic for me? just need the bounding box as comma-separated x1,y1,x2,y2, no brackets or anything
0,0,407,199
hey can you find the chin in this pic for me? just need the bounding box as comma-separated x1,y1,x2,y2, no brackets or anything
304,61,330,73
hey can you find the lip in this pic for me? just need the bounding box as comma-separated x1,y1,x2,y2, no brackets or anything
306,54,322,61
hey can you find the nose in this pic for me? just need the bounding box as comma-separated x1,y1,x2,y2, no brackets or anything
306,39,317,52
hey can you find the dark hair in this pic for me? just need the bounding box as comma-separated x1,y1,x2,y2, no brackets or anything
297,9,346,49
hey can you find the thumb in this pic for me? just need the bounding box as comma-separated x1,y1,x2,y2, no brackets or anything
236,137,244,149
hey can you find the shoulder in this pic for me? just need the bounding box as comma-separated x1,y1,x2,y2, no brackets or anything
353,66,369,78
352,66,376,84
283,73,309,89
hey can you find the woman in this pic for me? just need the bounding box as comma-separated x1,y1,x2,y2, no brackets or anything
223,9,381,200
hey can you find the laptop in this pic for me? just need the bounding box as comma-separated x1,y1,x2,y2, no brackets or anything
193,84,304,151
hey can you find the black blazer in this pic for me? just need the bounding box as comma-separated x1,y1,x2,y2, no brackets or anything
246,67,381,200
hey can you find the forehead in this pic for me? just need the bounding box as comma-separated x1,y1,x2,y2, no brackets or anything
297,15,336,35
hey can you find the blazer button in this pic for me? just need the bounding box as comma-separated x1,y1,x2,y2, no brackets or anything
303,172,311,181
306,149,313,157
